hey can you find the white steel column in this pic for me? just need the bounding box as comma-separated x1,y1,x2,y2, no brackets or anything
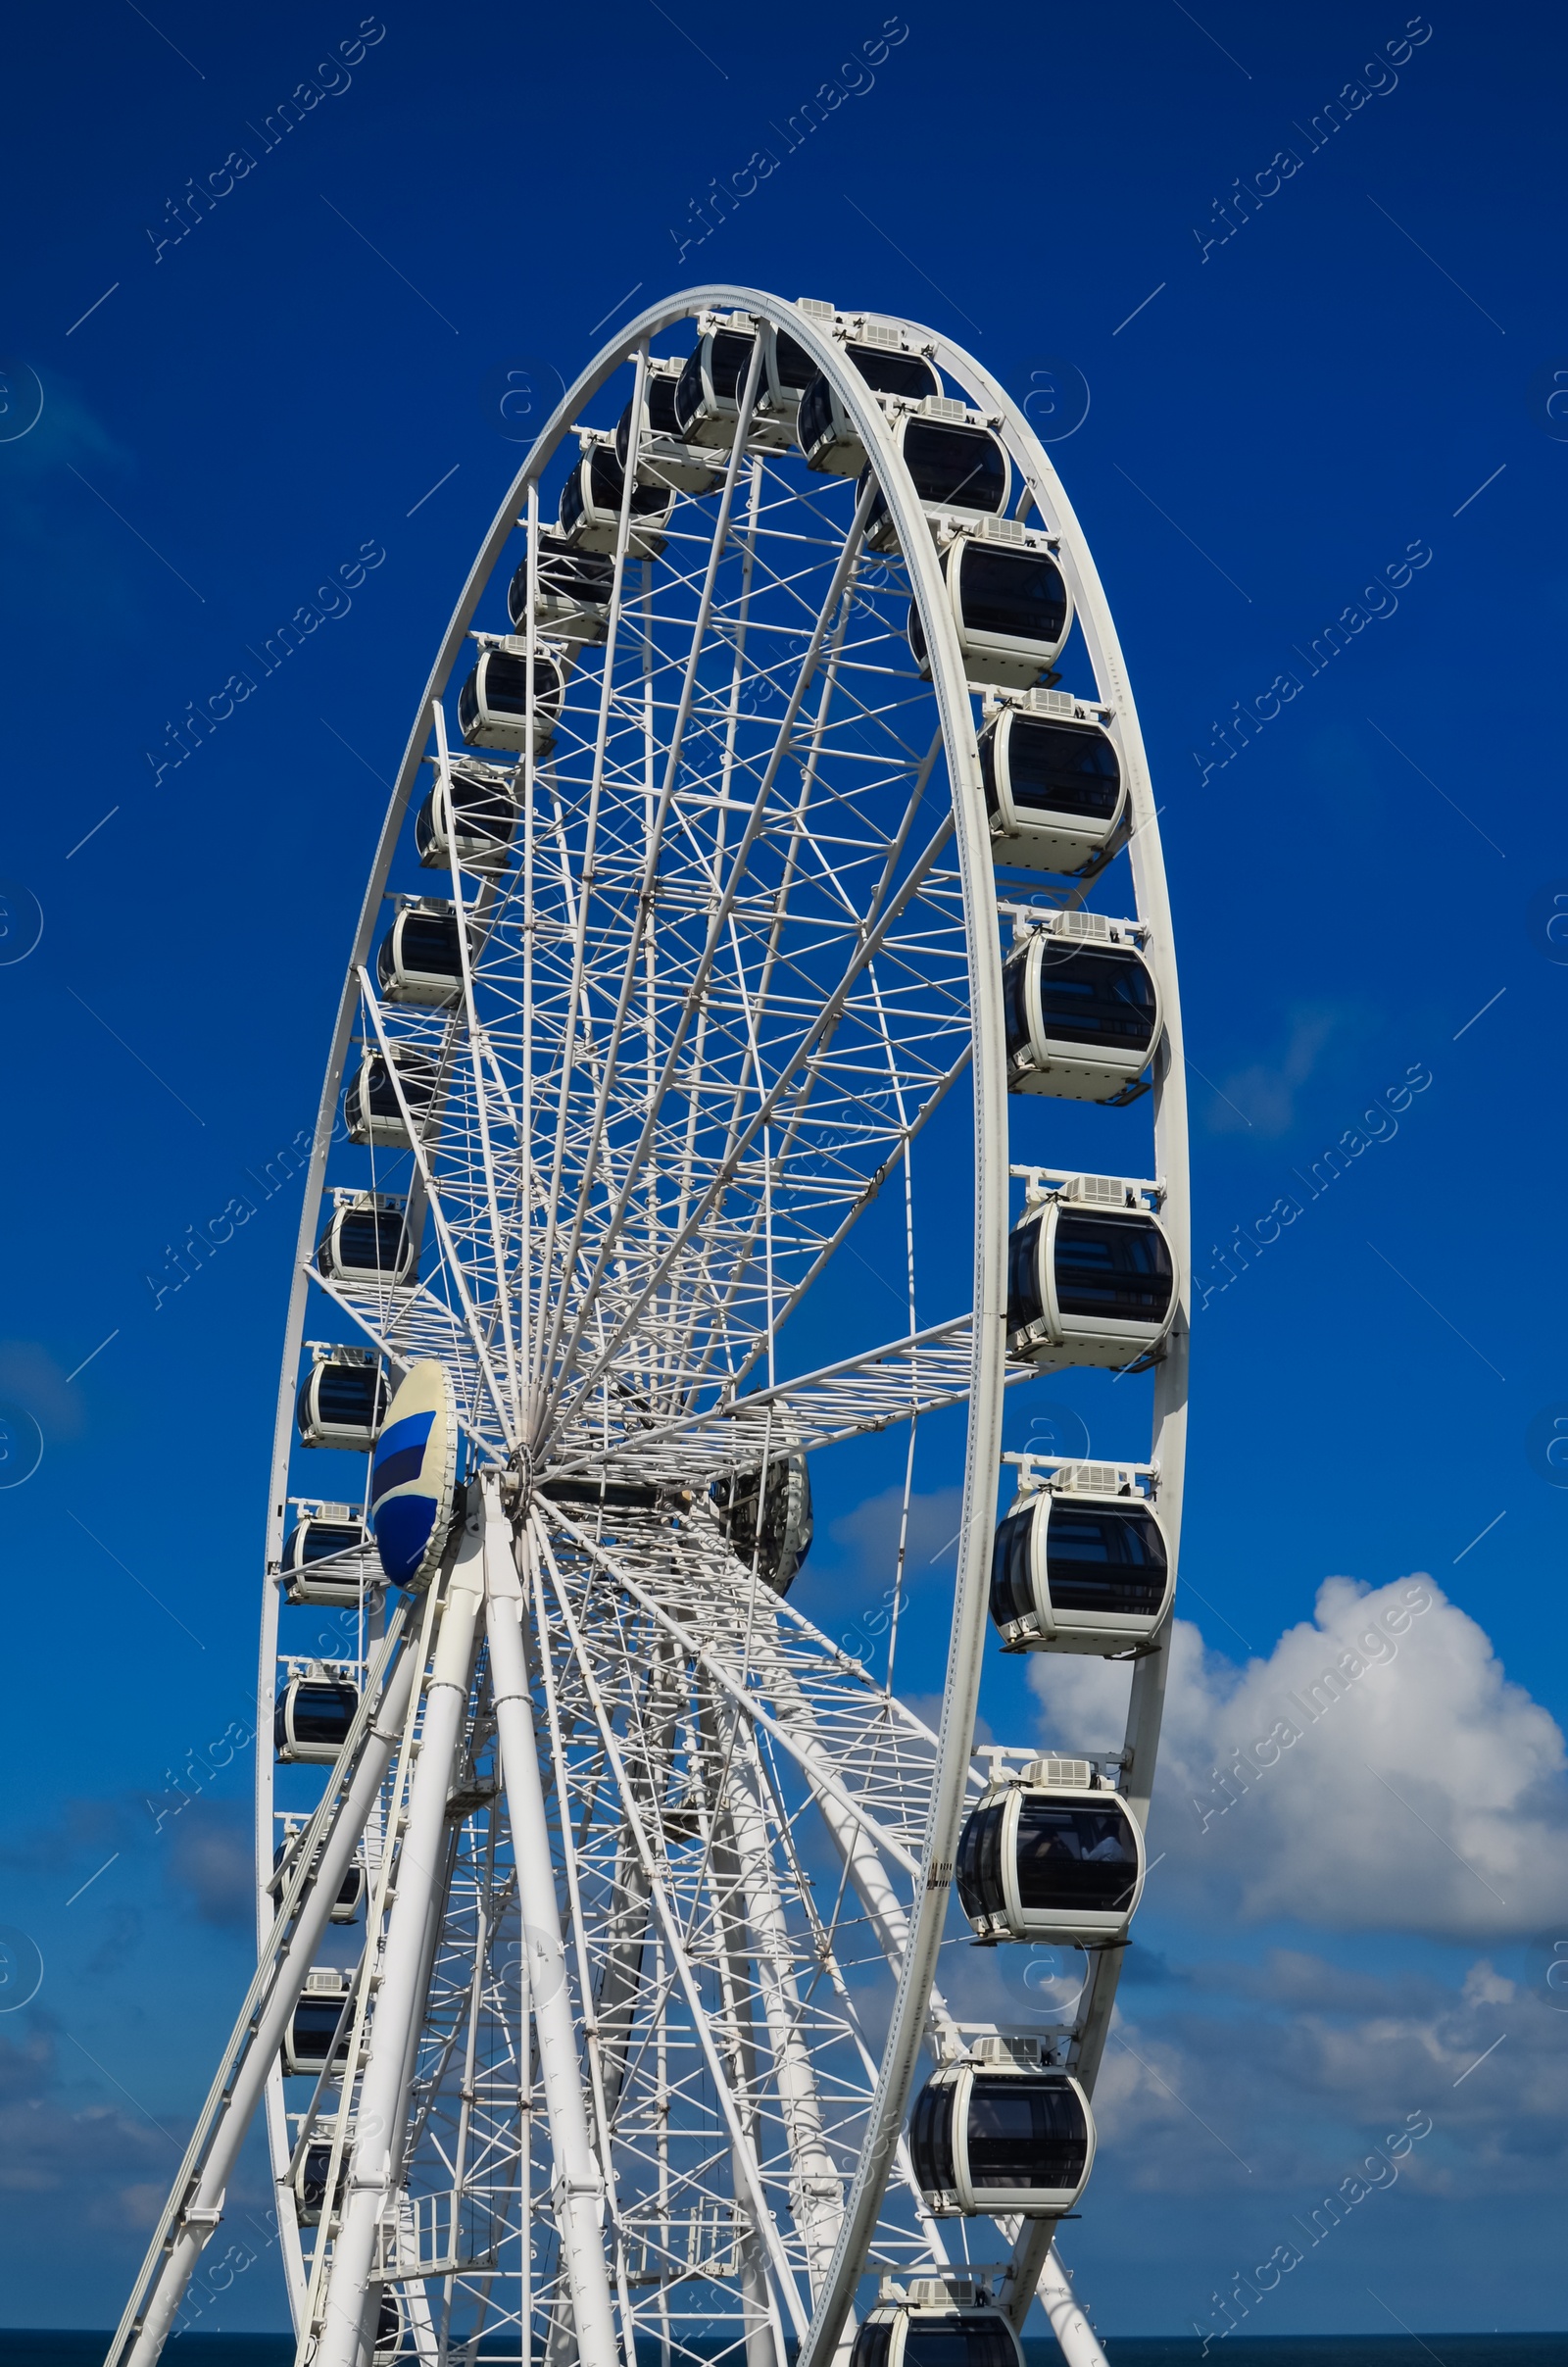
1038,2246,1109,2367
719,1711,843,2299
120,1637,420,2367
316,1520,486,2367
481,1480,619,2367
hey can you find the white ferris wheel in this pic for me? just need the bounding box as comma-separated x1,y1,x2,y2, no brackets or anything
108,284,1190,2367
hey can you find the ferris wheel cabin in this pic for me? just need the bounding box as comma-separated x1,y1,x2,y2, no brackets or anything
989,1464,1172,1653
456,647,565,756
908,525,1070,689
558,436,674,558
712,1439,814,1596
375,904,466,1008
271,1838,366,1924
279,1503,372,1605
956,1758,1146,1941
1006,1178,1175,1370
614,357,724,493
850,2287,1025,2367
282,1967,354,2077
295,1347,387,1451
294,2140,347,2227
798,328,942,475
274,1671,360,1762
507,534,612,647
980,699,1128,874
316,1193,416,1290
344,1045,439,1150
1002,913,1160,1104
910,2040,1095,2216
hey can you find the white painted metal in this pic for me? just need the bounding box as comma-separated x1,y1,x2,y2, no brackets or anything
108,1619,418,2367
480,1483,618,2367
108,284,1188,2367
315,1526,486,2367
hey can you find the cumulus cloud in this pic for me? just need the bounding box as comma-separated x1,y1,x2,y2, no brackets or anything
1028,1574,1568,1938
1087,1951,1568,2198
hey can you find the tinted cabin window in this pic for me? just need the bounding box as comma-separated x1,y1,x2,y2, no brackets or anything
313,1366,385,1430
648,373,683,435
846,343,939,399
558,469,587,538
798,375,836,455
988,1505,1039,1628
849,2325,894,2367
1005,718,1120,820
674,347,707,437
335,1211,408,1275
1047,1504,1167,1617
1005,1214,1047,1331
1054,1214,1172,1322
401,915,463,977
959,548,1067,642
457,669,480,741
451,771,513,837
585,443,668,519
1013,1800,1139,1914
287,1682,358,1744
480,652,562,721
908,2083,957,2193
303,1522,364,1564
363,1054,435,1120
903,2318,1018,2367
289,2000,347,2061
514,541,613,613
956,1800,1008,1918
1032,946,1156,1054
964,2076,1088,2192
903,422,1006,513
709,330,756,402
301,2145,331,2206
773,329,818,390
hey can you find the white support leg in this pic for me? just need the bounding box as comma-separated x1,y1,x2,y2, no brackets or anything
1038,2244,1109,2367
316,1515,487,2367
482,1483,619,2367
719,1713,843,2300
122,1635,420,2367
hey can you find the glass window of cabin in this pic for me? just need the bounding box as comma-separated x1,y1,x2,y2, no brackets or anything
773,329,818,390
1005,718,1120,820
964,2075,1088,2191
847,344,939,399
1047,1504,1167,1616
799,375,836,456
988,1506,1038,1628
960,548,1067,641
1031,947,1156,1052
1053,1214,1173,1321
1005,1215,1047,1330
1014,1800,1139,1912
904,423,1007,513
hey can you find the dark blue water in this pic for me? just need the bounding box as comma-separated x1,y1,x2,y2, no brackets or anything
4,2340,1563,2367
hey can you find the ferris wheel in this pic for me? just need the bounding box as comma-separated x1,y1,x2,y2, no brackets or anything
107,284,1189,2367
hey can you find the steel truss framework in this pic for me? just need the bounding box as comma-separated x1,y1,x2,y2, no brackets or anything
106,286,1189,2367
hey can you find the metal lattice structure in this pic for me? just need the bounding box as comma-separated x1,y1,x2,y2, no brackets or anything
107,285,1189,2367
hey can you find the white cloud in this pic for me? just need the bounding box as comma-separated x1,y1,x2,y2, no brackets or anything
1027,1574,1568,1938
1084,1949,1568,2198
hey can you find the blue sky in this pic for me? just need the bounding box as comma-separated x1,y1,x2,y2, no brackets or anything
1,0,1565,2341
